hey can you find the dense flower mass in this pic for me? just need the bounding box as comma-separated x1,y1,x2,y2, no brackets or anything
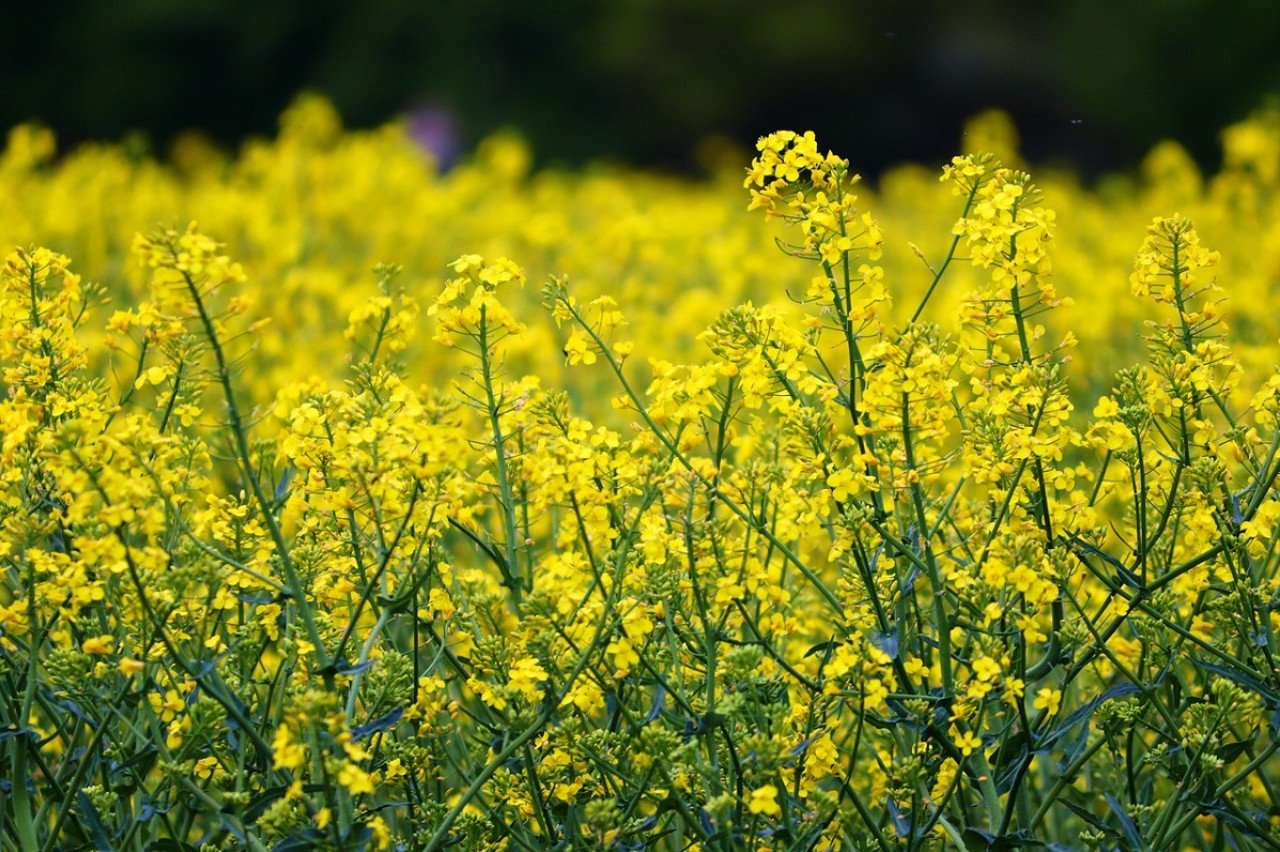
4,96,1280,849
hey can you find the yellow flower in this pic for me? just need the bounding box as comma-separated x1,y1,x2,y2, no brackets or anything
608,637,640,676
747,784,781,817
508,656,549,703
564,330,596,366
272,726,307,771
118,658,145,675
1034,687,1063,717
134,365,173,389
81,636,113,656
955,731,983,756
338,763,377,796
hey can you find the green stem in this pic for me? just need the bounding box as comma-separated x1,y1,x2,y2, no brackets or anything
174,260,329,674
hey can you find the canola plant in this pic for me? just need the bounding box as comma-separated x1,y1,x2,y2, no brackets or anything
4,96,1280,849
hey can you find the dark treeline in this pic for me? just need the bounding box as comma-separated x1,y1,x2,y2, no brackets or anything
10,0,1280,175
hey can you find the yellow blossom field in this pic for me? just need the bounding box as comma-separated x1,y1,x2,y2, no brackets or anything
5,95,1280,849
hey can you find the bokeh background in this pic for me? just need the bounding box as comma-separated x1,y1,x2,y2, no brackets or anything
9,0,1280,174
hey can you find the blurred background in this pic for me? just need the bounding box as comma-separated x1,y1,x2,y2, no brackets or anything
9,0,1280,176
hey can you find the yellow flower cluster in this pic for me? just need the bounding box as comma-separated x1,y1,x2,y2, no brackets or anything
4,96,1280,849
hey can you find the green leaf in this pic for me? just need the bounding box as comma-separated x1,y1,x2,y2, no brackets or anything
1105,794,1144,850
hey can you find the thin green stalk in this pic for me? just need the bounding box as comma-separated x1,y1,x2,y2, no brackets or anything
174,260,329,674
477,305,525,601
